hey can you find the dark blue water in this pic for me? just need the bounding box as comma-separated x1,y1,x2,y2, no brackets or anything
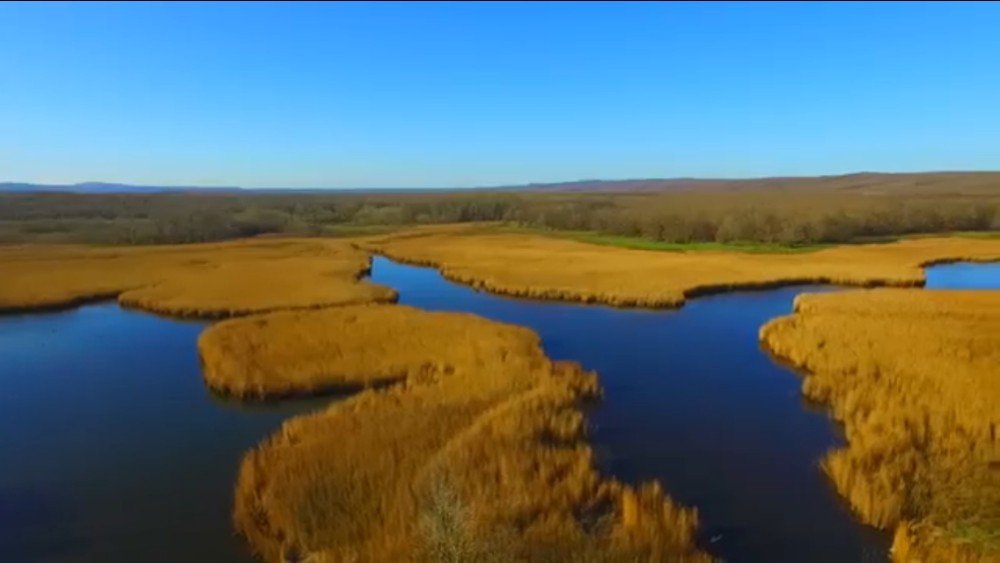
1,260,995,562
369,257,883,561
0,305,329,563
367,258,998,562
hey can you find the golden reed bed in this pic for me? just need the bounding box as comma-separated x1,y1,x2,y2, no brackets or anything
4,231,999,561
362,226,1000,308
4,228,997,317
204,304,708,562
761,290,1000,562
0,238,395,318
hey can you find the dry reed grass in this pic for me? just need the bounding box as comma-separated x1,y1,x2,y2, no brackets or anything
0,238,395,318
760,290,1000,561
12,229,997,560
223,304,709,562
199,304,541,398
361,226,1000,307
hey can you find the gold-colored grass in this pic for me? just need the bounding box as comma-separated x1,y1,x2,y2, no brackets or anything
199,303,540,399
361,226,1000,307
0,238,395,318
760,290,1000,562
220,304,708,562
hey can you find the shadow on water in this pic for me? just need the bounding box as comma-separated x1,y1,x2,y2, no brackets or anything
368,257,1000,562
1,260,995,562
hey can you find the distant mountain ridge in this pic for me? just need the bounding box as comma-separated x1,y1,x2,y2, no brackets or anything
489,171,1000,193
3,171,999,194
0,182,244,194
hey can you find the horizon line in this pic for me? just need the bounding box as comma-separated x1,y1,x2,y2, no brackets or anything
3,169,1000,192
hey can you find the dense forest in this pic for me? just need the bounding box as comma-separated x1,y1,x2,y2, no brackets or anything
2,173,998,246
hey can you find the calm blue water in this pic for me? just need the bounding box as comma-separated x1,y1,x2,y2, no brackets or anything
368,258,1000,562
369,258,882,562
1,260,995,562
0,305,329,563
924,261,1000,289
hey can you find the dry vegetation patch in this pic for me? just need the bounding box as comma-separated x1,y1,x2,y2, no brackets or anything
219,304,708,562
200,304,543,398
12,227,997,561
760,290,1000,561
362,227,1000,307
0,238,394,318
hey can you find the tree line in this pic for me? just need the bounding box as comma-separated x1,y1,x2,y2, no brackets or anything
1,185,997,245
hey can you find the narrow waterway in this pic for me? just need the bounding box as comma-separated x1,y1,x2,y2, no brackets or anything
368,257,1000,562
0,260,996,562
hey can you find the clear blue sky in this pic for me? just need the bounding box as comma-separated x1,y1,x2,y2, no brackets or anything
1,2,998,188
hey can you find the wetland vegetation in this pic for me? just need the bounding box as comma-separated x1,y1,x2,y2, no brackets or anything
761,288,1000,561
216,304,706,562
0,238,393,317
363,225,1000,308
2,193,998,562
7,3,1000,561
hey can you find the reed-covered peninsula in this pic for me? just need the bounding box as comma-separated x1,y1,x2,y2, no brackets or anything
213,304,708,562
363,226,1000,308
0,238,394,318
761,289,1000,561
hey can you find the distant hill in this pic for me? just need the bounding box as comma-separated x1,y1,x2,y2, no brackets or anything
0,182,243,194
3,171,998,195
492,171,1000,194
